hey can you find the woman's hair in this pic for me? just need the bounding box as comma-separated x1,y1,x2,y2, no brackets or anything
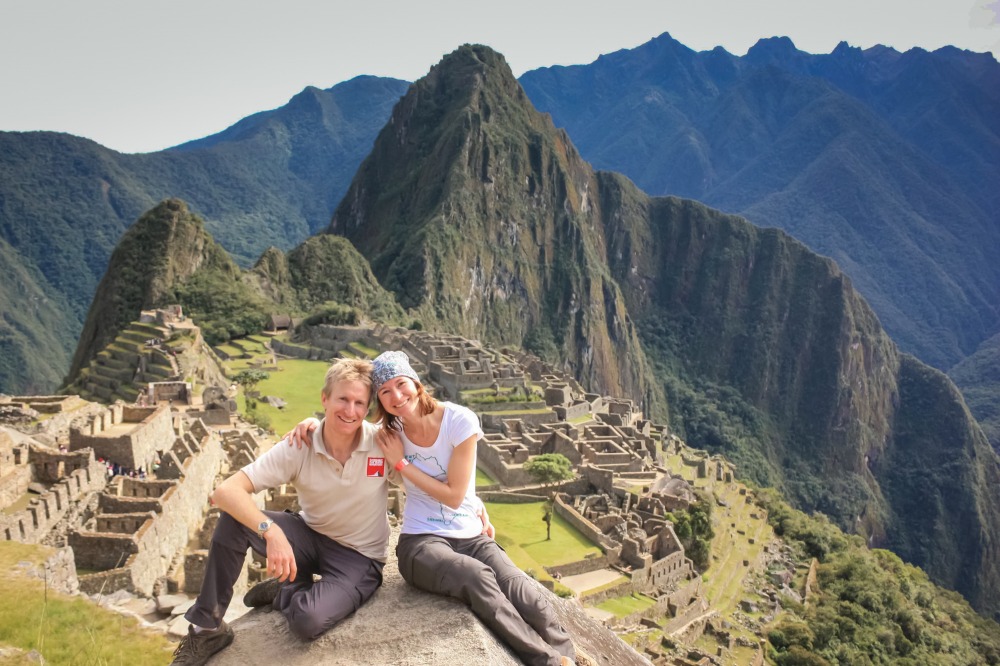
321,358,374,400
373,379,436,431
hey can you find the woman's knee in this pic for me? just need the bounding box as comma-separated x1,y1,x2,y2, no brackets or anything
442,557,501,600
507,576,556,623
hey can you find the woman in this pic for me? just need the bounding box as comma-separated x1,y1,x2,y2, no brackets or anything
293,351,577,666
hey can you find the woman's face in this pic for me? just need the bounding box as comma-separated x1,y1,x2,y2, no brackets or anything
377,376,419,417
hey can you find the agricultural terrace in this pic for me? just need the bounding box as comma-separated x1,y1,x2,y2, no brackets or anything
216,334,276,373
656,446,774,652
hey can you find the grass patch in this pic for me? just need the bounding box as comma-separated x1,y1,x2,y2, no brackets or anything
596,592,657,618
485,501,601,588
2,493,34,516
475,467,497,488
0,542,173,665
244,359,331,434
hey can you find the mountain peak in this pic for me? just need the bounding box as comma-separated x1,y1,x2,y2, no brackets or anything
745,36,808,67
326,45,657,406
65,198,239,383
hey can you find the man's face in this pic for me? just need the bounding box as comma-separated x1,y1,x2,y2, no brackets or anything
320,379,371,438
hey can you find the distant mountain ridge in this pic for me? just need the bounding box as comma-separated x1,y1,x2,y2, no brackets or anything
519,33,1000,372
0,76,408,392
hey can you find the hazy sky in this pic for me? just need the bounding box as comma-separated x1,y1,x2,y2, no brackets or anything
2,0,998,154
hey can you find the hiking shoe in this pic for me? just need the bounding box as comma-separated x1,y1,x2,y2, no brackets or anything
243,576,282,608
171,621,234,665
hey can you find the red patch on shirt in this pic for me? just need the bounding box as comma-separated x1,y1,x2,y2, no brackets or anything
366,457,385,477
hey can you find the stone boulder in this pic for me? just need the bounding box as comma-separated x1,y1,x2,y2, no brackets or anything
209,534,650,665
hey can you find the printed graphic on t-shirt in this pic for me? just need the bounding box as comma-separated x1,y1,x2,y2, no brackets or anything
406,453,447,480
428,505,471,526
366,457,385,477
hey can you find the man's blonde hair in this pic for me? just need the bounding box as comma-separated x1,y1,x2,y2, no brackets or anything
322,358,374,399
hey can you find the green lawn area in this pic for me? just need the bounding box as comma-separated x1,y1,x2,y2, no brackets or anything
244,359,331,434
485,501,601,585
476,467,497,488
0,542,173,665
596,592,657,618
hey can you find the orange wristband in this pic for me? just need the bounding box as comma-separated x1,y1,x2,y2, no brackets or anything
394,458,410,471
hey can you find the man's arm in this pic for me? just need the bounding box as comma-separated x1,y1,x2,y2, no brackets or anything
211,471,298,582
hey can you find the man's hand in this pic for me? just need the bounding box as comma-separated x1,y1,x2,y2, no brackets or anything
284,417,321,449
263,525,297,582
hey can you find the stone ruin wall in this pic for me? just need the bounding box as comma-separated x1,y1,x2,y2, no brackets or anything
70,404,173,470
629,548,693,591
2,448,107,543
0,432,30,508
149,382,192,405
74,428,225,595
552,493,621,553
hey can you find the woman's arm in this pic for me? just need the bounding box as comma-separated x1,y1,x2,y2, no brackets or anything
284,417,321,449
376,429,476,510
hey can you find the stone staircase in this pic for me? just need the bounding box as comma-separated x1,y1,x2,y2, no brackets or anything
73,321,180,403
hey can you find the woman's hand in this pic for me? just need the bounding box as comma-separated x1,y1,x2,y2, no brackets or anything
284,417,320,449
375,428,405,467
478,504,495,539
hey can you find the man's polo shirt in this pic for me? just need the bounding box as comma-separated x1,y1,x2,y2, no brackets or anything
241,419,391,562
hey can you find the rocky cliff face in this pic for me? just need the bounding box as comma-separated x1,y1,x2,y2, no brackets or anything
597,176,1000,615
328,45,660,412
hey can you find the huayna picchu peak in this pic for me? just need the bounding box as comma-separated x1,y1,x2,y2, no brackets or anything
328,44,661,414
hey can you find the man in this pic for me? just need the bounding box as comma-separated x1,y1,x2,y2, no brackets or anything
171,358,394,665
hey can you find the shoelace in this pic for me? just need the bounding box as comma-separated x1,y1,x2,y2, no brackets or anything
172,629,206,660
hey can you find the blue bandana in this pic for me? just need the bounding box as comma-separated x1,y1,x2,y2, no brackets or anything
371,351,420,392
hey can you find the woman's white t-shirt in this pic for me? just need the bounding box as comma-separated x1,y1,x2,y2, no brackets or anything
399,402,485,538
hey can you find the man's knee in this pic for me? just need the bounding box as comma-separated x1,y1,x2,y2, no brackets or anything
210,512,252,549
283,582,360,641
286,611,329,641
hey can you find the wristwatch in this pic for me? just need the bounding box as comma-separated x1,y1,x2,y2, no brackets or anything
258,519,274,539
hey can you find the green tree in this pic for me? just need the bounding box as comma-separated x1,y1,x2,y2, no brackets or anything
523,453,574,486
542,500,554,541
233,368,268,410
